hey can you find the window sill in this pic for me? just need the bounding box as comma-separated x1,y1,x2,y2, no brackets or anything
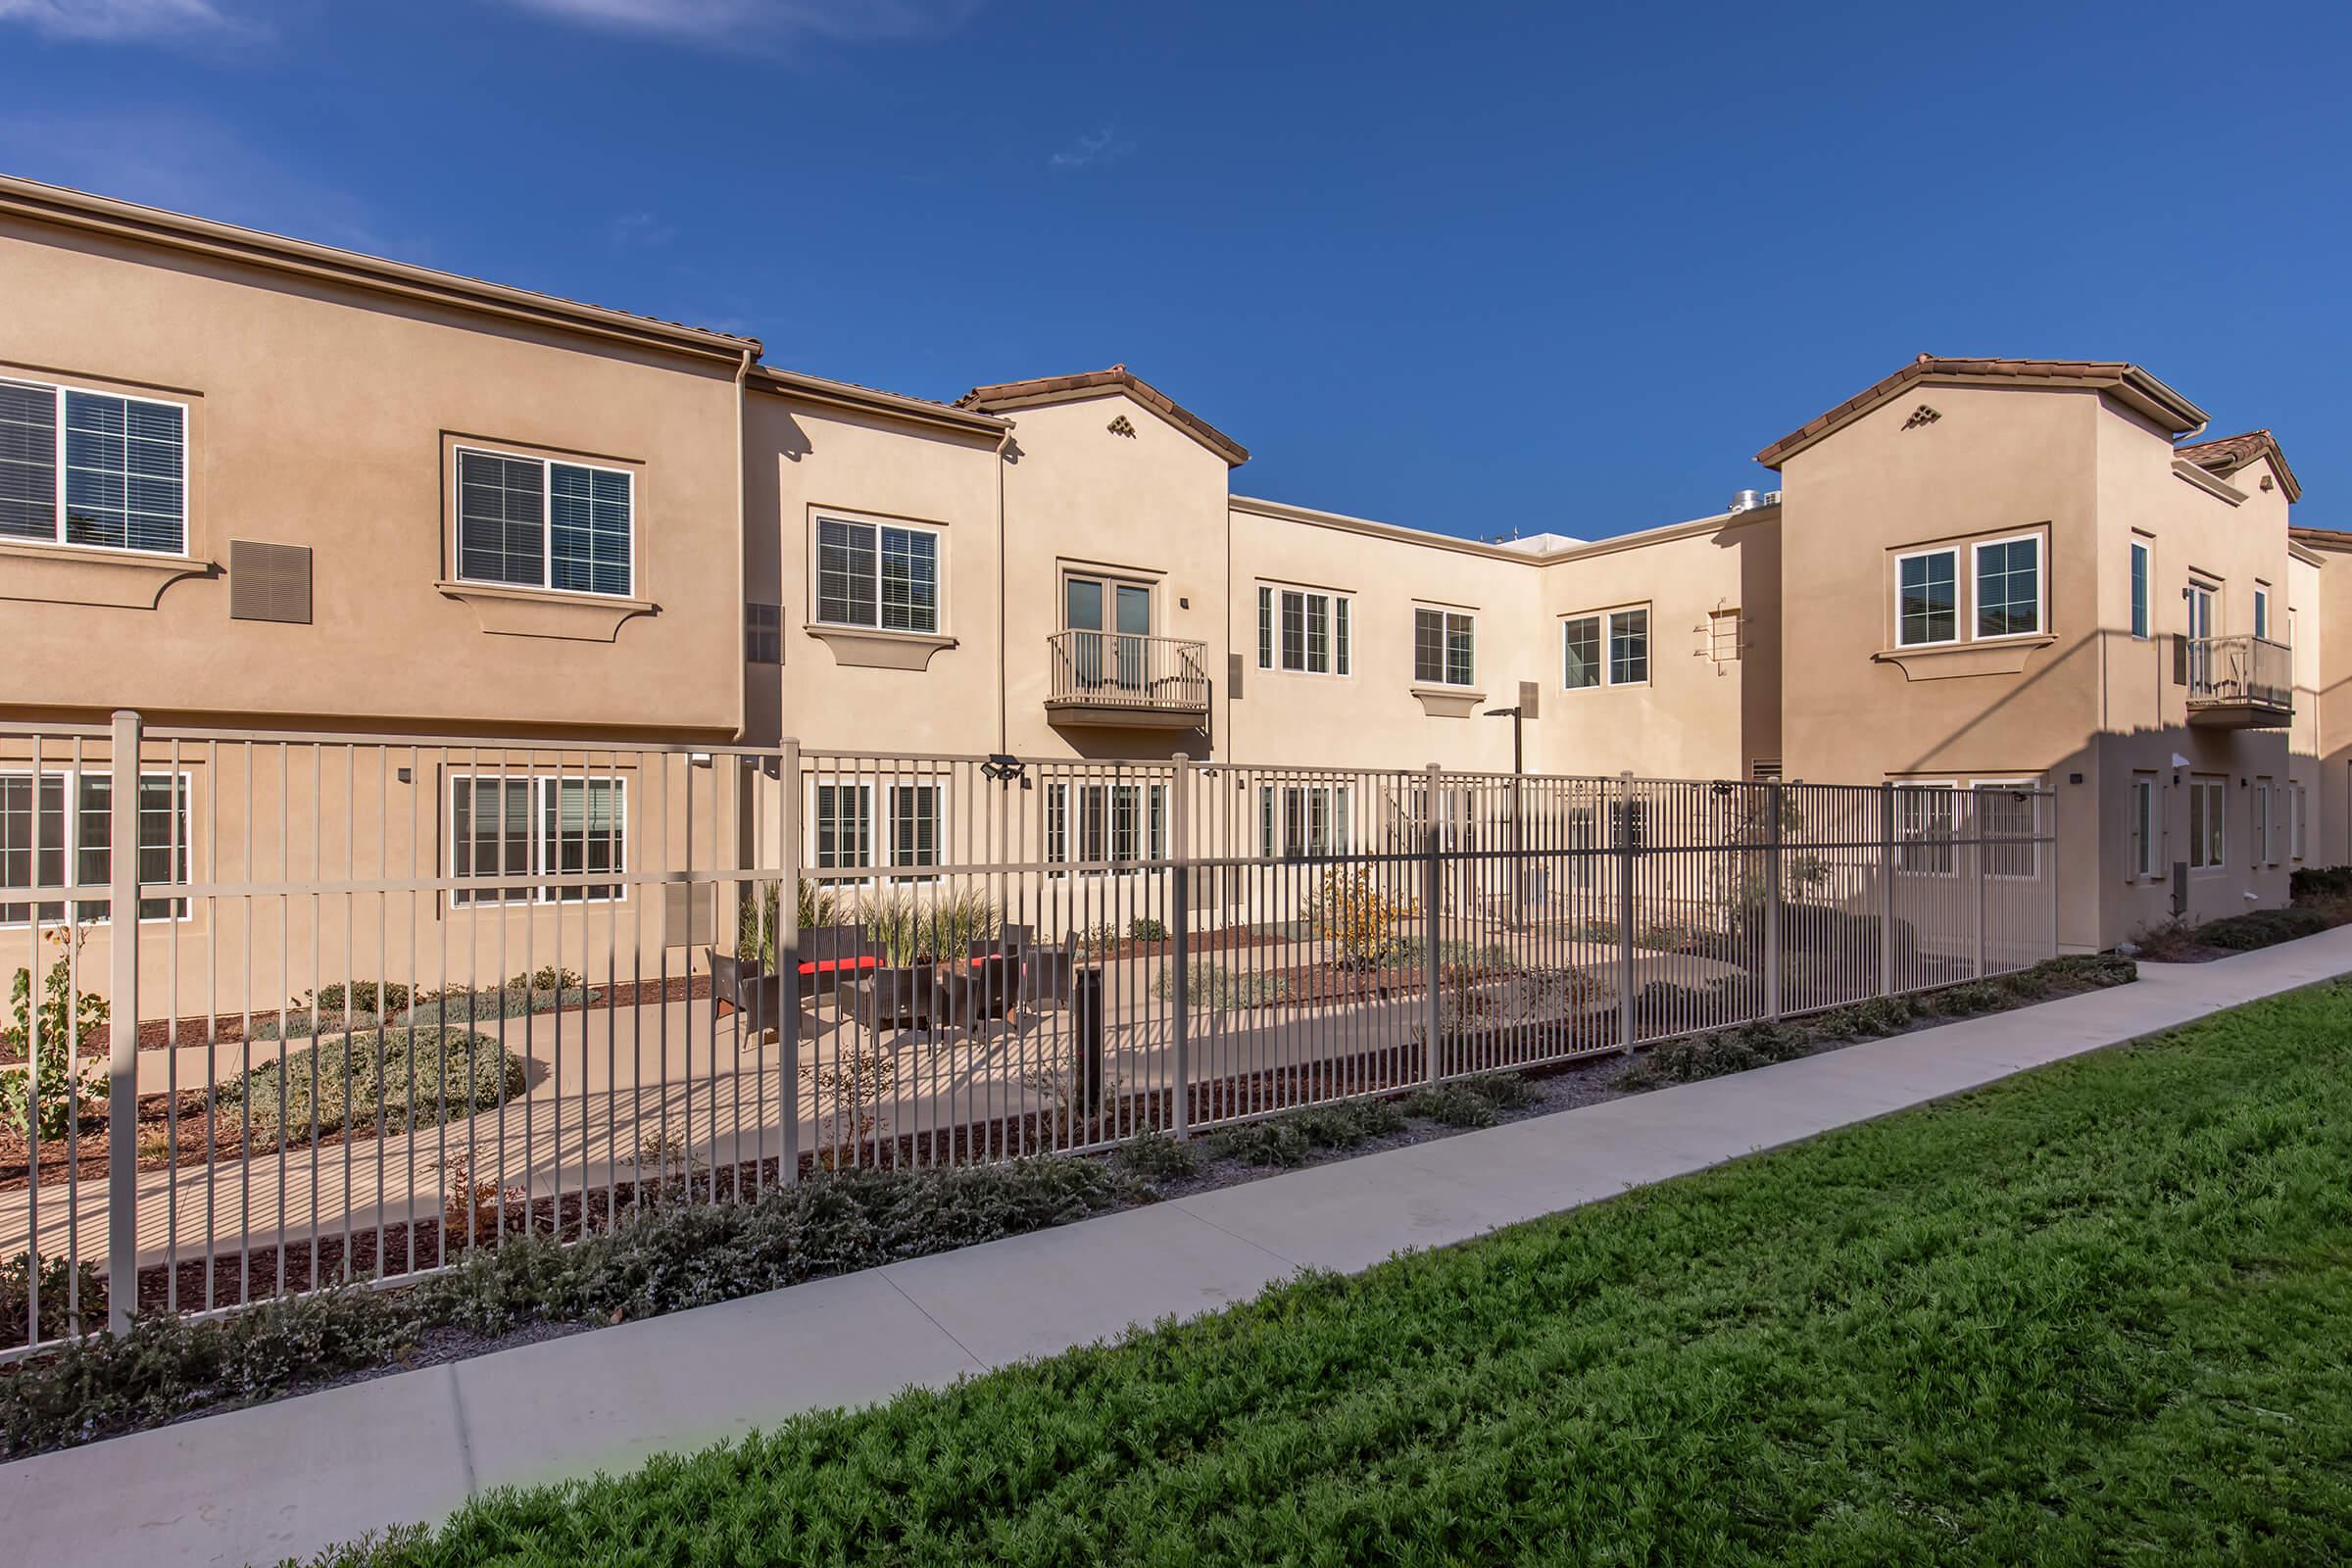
0,536,216,610
435,580,656,642
1410,685,1486,717
805,623,957,671
1874,633,2054,681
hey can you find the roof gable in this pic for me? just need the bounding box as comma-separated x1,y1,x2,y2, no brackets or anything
1753,356,2208,469
957,366,1250,466
2176,429,2301,504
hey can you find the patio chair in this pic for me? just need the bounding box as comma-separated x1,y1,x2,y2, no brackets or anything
707,949,788,1030
1017,947,1077,1018
967,924,1034,962
850,966,935,1034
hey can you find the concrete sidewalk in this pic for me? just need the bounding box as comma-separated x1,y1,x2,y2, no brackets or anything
10,931,2352,1568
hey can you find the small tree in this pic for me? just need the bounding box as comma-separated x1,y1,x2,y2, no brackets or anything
1308,867,1418,969
0,926,110,1143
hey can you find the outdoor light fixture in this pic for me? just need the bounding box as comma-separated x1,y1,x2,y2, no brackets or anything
980,755,1029,787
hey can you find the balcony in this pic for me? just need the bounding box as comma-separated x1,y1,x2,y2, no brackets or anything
1045,629,1210,729
2182,634,2293,729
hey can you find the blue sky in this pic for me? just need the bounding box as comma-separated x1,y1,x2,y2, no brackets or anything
1,1,2347,540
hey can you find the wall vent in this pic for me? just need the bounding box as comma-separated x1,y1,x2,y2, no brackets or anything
1517,679,1539,719
1227,651,1245,699
228,541,312,624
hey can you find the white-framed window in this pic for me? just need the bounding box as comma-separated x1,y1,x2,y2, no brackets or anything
813,514,939,633
1894,548,1959,647
0,771,190,925
455,447,633,597
2291,780,2309,861
2253,584,2271,642
0,377,188,556
808,780,942,885
2130,773,2159,880
1894,782,1957,875
1973,779,2040,880
2188,775,2226,870
810,781,874,884
1562,615,1600,689
1608,607,1649,685
2253,777,2275,865
449,775,625,906
1256,585,1349,675
1044,781,1165,872
2129,537,2151,640
889,783,942,880
1259,784,1351,858
1413,607,1475,687
1973,533,2042,639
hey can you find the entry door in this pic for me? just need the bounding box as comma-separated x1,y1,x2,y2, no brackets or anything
1064,576,1152,690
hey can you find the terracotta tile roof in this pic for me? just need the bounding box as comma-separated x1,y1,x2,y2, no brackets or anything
2176,428,2301,503
748,364,1006,433
2288,525,2352,549
1752,355,2208,468
957,366,1250,466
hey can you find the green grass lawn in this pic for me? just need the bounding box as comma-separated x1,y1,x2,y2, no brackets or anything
312,986,2352,1567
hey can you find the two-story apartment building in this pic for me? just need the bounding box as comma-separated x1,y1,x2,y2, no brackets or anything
0,174,2328,966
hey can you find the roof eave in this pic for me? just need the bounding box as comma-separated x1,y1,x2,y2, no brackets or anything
1752,361,2210,470
0,172,761,367
750,367,1008,436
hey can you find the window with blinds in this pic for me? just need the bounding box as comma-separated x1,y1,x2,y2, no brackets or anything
1413,607,1475,687
449,775,625,906
1,378,187,554
815,516,938,633
1256,585,1349,675
456,448,634,597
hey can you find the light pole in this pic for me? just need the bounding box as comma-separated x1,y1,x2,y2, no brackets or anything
1485,705,1526,920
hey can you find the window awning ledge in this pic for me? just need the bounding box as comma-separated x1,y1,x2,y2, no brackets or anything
1873,634,2054,681
805,624,958,670
0,537,216,610
436,580,655,641
1410,686,1486,718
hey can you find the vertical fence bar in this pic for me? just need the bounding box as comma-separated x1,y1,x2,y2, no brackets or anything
778,738,802,1185
1763,780,1784,1022
1878,782,1897,1001
1420,763,1443,1084
1616,776,1637,1054
1169,754,1192,1140
106,709,142,1333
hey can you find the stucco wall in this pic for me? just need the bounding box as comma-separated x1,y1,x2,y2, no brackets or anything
0,219,746,739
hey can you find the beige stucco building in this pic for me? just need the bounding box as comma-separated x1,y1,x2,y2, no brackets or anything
1,174,2332,959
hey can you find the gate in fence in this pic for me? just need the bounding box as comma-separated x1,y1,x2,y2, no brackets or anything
0,714,2057,1350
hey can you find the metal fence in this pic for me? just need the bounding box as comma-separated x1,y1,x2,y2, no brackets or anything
0,715,2057,1353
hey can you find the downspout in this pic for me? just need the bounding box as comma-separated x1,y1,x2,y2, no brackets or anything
732,345,755,744
996,424,1011,755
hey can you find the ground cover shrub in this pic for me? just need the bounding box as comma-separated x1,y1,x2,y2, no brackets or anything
1156,961,1290,1010
0,1157,1136,1458
2290,864,2352,903
221,1027,525,1146
251,1008,382,1043
1205,1098,1404,1167
396,987,588,1026
0,1251,105,1346
309,982,413,1017
1111,1130,1199,1183
2195,906,2331,951
1127,915,1170,943
1398,1072,1540,1128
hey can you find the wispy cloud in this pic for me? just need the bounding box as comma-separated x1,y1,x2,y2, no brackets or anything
0,0,235,39
607,210,678,250
504,0,978,46
1050,126,1132,172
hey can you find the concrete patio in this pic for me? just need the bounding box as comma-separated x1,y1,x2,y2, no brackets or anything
7,928,2350,1568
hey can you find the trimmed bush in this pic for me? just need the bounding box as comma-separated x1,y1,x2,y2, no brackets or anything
2290,865,2352,903
2195,906,2330,952
397,987,587,1026
1112,1130,1200,1182
310,982,412,1017
1,1251,105,1347
222,1027,525,1145
0,1157,1136,1458
251,1008,381,1043
1157,962,1290,1010
1206,1098,1405,1167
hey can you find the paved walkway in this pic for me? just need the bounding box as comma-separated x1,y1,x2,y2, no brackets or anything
9,930,2352,1568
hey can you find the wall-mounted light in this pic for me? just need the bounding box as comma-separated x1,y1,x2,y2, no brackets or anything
396,767,413,784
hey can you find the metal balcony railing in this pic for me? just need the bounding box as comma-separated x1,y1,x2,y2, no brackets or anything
2183,634,2292,719
1045,629,1210,716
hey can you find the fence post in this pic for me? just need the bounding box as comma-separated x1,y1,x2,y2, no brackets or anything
1763,781,1784,1022
1617,774,1638,1054
1879,782,1897,1000
1972,787,1988,980
777,737,802,1185
107,709,142,1333
1421,762,1443,1086
1169,754,1192,1140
